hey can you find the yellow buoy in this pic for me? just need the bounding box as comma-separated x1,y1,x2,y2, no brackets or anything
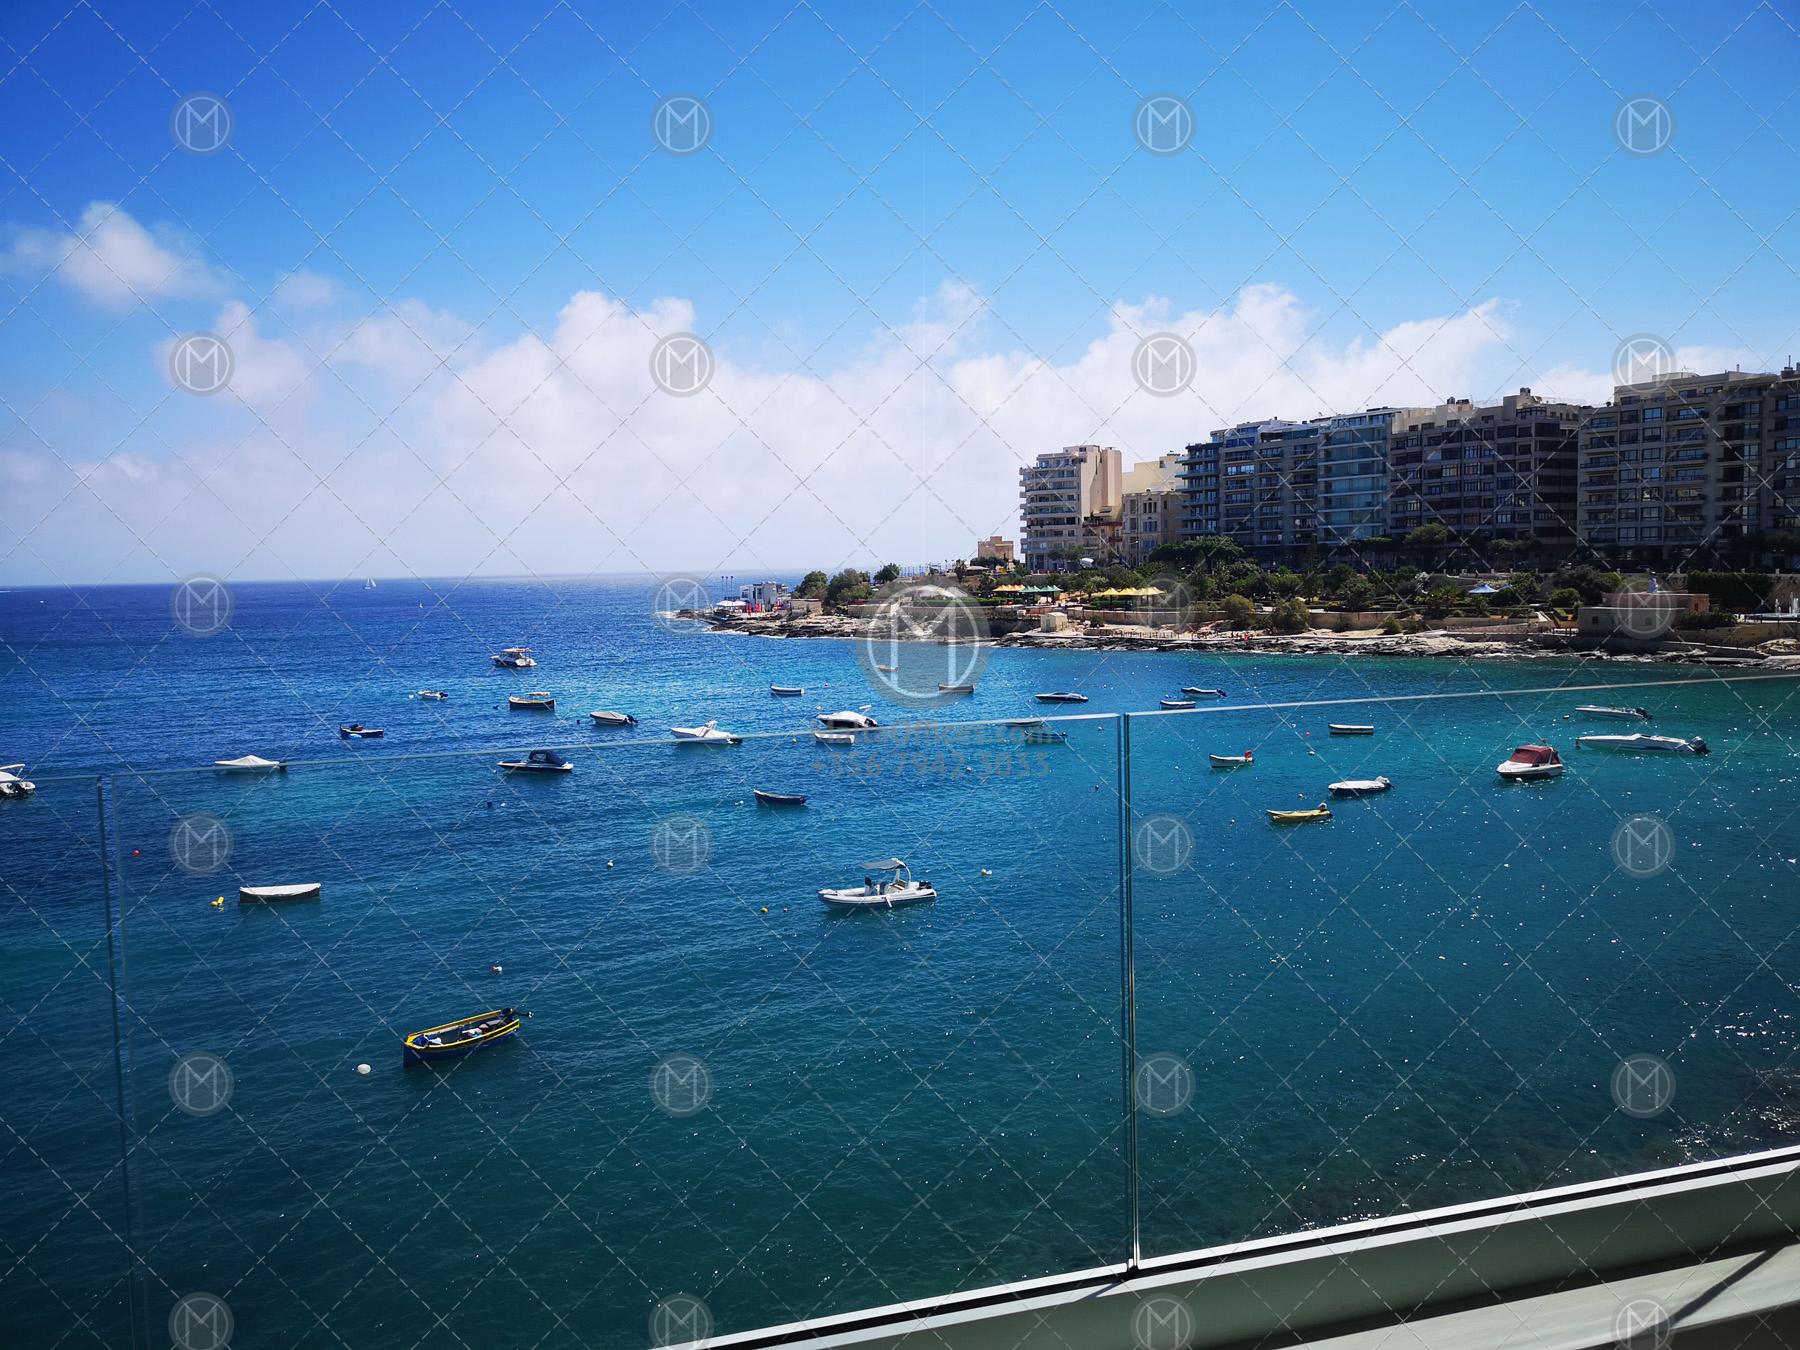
211,897,224,908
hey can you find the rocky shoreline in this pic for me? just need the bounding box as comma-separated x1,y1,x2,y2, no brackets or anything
694,611,1792,667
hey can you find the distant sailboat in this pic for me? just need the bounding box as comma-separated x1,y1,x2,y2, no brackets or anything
364,578,376,590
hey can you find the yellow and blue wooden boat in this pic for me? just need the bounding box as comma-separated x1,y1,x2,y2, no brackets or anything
403,1008,527,1066
1266,804,1332,824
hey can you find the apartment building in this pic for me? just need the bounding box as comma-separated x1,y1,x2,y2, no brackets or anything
1389,390,1587,547
1316,408,1406,548
1019,444,1121,570
1179,418,1301,543
1120,453,1185,563
1577,367,1800,562
973,535,1015,565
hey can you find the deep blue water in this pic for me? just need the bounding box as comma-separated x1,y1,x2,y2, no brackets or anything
6,576,1800,1348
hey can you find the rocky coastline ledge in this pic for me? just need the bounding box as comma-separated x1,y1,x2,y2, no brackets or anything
690,609,1797,667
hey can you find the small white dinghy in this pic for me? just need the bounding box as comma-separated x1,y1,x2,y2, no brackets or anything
498,749,573,773
671,720,742,745
1577,733,1709,755
1160,698,1196,710
816,709,878,729
0,764,37,798
1328,723,1375,736
814,731,856,746
416,690,449,701
1209,751,1254,767
819,859,936,910
1329,775,1392,797
239,882,322,905
589,710,636,726
1181,687,1225,697
214,754,287,773
1576,704,1652,721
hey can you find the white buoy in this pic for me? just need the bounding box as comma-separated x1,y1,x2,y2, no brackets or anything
356,1063,371,1076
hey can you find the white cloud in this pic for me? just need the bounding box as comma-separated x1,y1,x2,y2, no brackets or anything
273,270,339,309
6,282,1535,582
1,202,224,310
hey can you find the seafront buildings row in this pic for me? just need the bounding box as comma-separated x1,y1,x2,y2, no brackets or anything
1015,366,1800,569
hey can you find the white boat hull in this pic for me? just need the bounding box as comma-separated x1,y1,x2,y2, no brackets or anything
1497,762,1563,780
818,883,937,910
239,883,321,904
1577,735,1705,754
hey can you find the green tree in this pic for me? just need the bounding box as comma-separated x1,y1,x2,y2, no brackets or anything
1420,584,1462,620
1221,594,1257,629
1407,522,1449,550
874,562,903,585
825,568,871,608
796,570,829,600
1267,597,1312,633
1548,586,1582,614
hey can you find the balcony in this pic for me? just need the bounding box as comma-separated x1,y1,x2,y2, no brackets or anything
11,680,1800,1349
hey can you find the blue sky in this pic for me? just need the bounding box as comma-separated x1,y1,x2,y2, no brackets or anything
3,0,1799,583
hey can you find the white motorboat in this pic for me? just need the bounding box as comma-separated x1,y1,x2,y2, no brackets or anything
214,754,287,773
1181,687,1225,697
1328,723,1374,736
1035,691,1088,704
1497,745,1564,780
238,882,321,904
416,689,448,700
1329,775,1392,797
492,647,537,668
814,731,856,746
589,710,636,726
1577,733,1709,755
938,683,977,694
0,764,37,798
1575,705,1652,721
498,749,574,773
1160,698,1195,710
1005,718,1045,729
671,720,742,745
1209,751,1253,767
770,685,805,697
339,724,385,739
508,692,555,710
817,710,878,729
819,859,937,910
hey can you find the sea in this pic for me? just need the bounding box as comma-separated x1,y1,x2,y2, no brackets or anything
5,575,1800,1349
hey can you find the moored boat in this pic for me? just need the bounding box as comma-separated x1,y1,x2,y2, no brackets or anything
214,754,287,772
1575,705,1652,721
498,748,573,773
589,710,636,726
239,882,322,904
753,788,808,806
508,692,555,710
1181,687,1225,697
403,1007,526,1066
0,764,38,798
1209,751,1253,767
416,689,449,700
491,647,536,668
813,731,855,746
1004,718,1046,729
1576,733,1709,755
339,724,384,739
1022,729,1068,745
819,859,936,910
1328,723,1374,736
1329,776,1392,797
1160,698,1195,710
770,685,804,697
816,709,878,729
671,720,742,745
938,683,977,694
1035,691,1088,704
1267,804,1332,824
1497,745,1564,780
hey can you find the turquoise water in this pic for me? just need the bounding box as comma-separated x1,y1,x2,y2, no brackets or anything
5,577,1800,1348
